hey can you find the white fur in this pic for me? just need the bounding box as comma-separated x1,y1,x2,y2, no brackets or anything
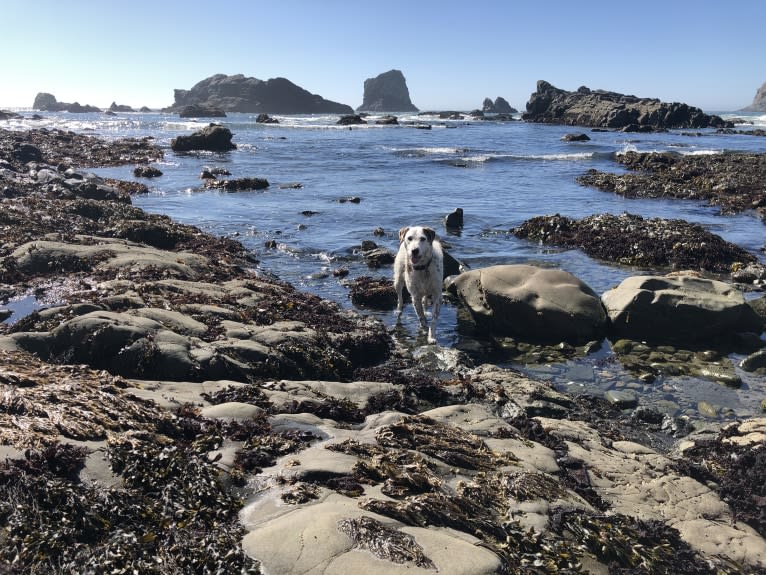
393,225,444,344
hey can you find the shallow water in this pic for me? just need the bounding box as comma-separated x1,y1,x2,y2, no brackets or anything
5,110,766,421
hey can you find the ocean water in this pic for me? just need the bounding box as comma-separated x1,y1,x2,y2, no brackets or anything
4,110,766,419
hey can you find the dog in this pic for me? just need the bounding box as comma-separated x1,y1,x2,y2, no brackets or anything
393,225,444,344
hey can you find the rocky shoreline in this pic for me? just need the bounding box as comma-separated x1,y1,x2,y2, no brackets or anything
1,127,765,573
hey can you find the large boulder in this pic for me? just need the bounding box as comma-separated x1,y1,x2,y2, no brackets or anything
357,69,418,112
601,274,764,343
171,124,236,152
451,264,607,343
523,80,732,130
166,73,353,114
741,81,766,112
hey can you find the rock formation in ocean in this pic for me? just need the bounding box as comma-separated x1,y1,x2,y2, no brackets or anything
32,92,101,113
741,81,766,112
523,80,732,130
357,69,418,112
109,102,135,113
482,97,517,114
166,74,353,115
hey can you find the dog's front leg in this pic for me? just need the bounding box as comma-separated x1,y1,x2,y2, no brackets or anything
427,296,441,344
413,296,428,329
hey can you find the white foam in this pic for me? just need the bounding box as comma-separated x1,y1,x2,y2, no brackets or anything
523,152,594,161
680,149,723,156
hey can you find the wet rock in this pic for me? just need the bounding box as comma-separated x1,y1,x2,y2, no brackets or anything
732,262,766,285
255,113,278,124
740,350,766,374
171,124,236,152
337,114,367,125
561,133,590,141
375,115,399,125
204,177,269,191
602,274,764,344
605,389,639,408
362,245,395,268
444,207,464,229
132,165,163,178
348,276,397,309
452,264,608,343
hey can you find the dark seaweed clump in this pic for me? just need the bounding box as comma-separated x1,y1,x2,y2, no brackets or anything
322,415,741,574
674,421,766,538
511,212,755,273
0,434,261,574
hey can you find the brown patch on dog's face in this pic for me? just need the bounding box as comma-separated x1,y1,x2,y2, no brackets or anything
398,227,410,243
422,227,436,244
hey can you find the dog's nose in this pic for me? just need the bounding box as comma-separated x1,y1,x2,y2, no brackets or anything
411,247,419,255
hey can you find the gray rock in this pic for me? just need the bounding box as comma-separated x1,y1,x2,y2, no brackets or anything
741,81,766,112
601,274,764,344
605,389,639,408
451,264,608,343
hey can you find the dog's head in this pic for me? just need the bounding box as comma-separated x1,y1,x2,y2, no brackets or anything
399,226,436,266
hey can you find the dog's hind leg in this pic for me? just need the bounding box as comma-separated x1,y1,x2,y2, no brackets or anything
394,274,405,321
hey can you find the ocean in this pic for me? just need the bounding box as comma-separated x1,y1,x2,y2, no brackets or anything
4,109,766,419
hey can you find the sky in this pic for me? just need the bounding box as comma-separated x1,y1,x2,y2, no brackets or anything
1,0,764,112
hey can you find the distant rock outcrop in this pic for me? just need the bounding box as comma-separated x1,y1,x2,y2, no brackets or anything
741,81,766,112
109,102,135,113
357,70,418,112
166,74,353,115
523,80,732,130
32,93,101,113
482,97,517,114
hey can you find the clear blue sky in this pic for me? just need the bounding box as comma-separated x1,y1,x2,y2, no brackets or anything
2,0,764,112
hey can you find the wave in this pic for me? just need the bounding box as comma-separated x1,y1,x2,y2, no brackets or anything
391,146,471,157
720,111,766,128
430,151,602,168
616,144,723,157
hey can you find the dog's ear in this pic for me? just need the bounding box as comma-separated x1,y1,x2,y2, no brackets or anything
398,227,410,243
423,227,436,243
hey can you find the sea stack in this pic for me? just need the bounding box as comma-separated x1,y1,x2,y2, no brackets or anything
357,69,418,112
165,74,354,115
741,81,766,112
523,80,732,130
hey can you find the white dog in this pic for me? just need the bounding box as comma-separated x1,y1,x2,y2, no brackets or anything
394,225,444,344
